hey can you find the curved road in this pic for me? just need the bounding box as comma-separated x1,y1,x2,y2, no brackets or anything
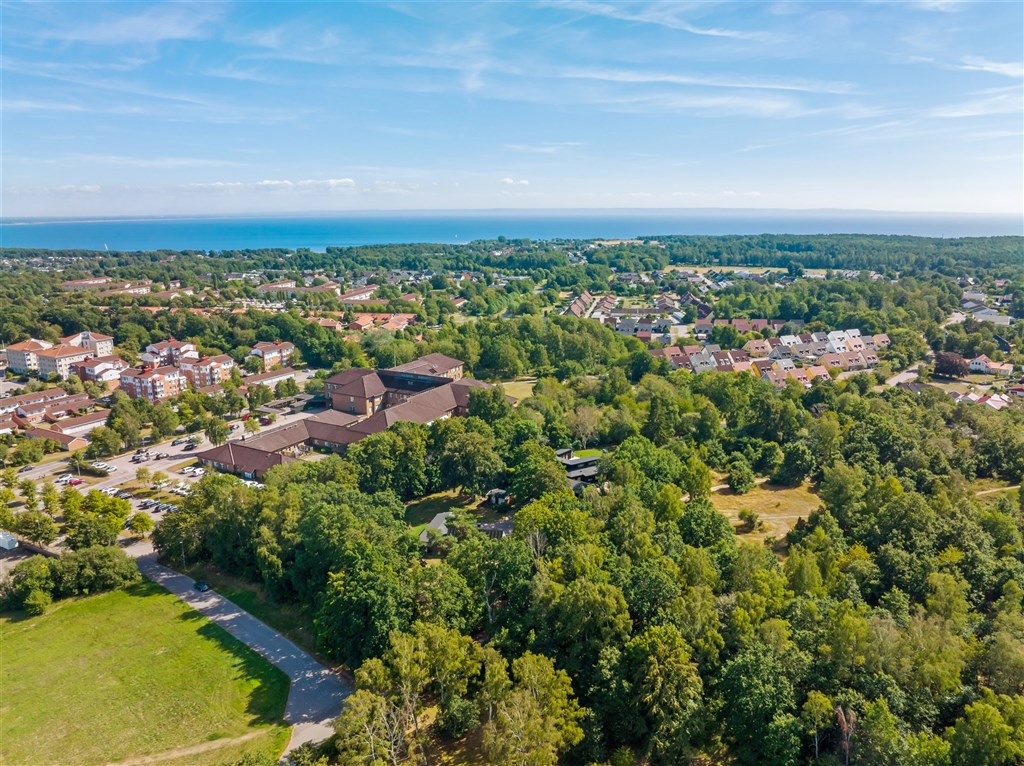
129,542,351,756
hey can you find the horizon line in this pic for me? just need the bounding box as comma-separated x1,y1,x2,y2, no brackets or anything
3,206,1023,226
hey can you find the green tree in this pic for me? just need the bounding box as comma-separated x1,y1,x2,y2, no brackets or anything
728,456,756,495
18,479,38,512
482,651,585,766
151,402,180,439
204,417,230,446
127,511,154,537
15,510,59,545
802,690,833,760
624,624,704,763
945,700,1019,766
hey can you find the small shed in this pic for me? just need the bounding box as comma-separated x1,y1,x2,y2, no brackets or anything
486,488,509,507
0,530,18,551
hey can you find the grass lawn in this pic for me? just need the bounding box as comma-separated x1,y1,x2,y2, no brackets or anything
574,448,602,458
710,482,822,548
0,581,290,766
183,562,318,655
500,378,536,402
405,490,482,536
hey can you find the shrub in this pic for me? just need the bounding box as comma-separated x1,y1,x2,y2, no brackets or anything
23,588,51,616
728,457,757,495
436,695,480,739
739,509,760,532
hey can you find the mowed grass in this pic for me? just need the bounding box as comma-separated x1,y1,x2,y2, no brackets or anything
0,581,290,766
500,378,536,402
710,482,822,545
405,490,481,536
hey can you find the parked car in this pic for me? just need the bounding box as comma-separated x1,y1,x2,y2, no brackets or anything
171,437,190,446
154,452,169,459
241,414,251,421
55,474,72,485
183,443,197,451
68,478,84,486
140,499,157,509
193,581,210,593
18,465,34,473
259,417,272,426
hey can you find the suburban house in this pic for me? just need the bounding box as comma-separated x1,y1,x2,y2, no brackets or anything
22,427,88,451
194,442,298,480
968,355,1015,376
0,387,70,416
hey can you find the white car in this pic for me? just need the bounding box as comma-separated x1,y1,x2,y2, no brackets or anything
55,474,72,485
191,468,205,477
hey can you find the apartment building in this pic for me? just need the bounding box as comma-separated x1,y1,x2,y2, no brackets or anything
120,366,185,403
180,354,235,388
70,355,130,384
60,330,114,357
6,339,53,374
141,339,196,367
249,341,294,371
36,344,95,380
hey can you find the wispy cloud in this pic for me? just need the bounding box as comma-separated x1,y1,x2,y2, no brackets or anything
912,0,965,12
70,155,247,169
504,142,581,154
501,178,530,185
544,1,774,41
38,3,224,45
958,56,1024,78
560,67,855,94
189,178,356,191
930,86,1024,118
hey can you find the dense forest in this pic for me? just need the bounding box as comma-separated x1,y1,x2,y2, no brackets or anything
129,311,1024,765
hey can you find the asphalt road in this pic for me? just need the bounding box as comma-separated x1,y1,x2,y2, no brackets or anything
130,541,351,754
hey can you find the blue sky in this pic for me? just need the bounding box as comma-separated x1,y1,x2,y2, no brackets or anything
2,1,1021,217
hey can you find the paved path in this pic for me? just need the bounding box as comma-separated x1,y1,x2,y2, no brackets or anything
131,545,351,756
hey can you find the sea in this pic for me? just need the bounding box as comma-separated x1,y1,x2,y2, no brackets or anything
1,209,1021,252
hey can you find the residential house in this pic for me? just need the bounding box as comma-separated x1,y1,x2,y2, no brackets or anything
22,427,88,451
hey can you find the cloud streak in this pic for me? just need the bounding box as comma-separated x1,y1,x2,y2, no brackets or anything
958,56,1024,78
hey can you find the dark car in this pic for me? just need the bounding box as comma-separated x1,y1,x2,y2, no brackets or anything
171,437,189,446
193,581,211,593
259,417,272,426
183,443,197,451
154,452,169,459
18,465,34,473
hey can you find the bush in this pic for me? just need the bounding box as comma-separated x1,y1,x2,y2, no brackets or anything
436,695,480,739
51,546,139,598
739,509,760,532
23,588,51,616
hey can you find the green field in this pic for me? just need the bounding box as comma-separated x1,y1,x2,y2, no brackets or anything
500,378,536,401
0,581,290,766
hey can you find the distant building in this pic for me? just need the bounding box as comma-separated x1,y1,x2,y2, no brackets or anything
249,341,295,371
60,330,114,357
180,353,235,388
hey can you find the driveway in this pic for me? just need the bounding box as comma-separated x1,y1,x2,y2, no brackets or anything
129,542,351,755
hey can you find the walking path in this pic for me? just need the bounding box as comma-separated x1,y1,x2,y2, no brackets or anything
129,542,351,756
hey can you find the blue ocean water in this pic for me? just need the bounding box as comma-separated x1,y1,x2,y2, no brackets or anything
1,209,1020,252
